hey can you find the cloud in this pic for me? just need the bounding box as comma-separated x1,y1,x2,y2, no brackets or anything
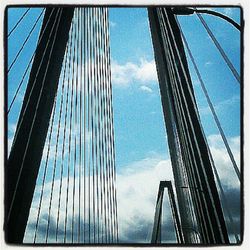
140,85,153,93
210,8,234,18
117,157,174,243
110,21,116,28
199,94,240,116
24,174,110,243
222,8,233,17
8,123,16,155
8,138,13,155
23,134,241,244
207,134,241,241
111,58,157,87
216,95,240,111
135,59,158,82
207,134,240,189
116,135,241,243
205,61,213,67
8,123,17,134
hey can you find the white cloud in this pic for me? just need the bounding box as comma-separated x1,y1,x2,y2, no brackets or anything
8,123,16,154
135,59,158,82
117,156,174,242
8,123,16,134
111,58,157,87
208,134,240,189
210,8,234,18
216,95,240,110
199,94,240,116
24,174,106,243
17,92,24,103
205,61,213,67
110,21,116,28
140,85,153,93
23,134,241,244
8,137,13,155
222,8,233,17
116,135,241,243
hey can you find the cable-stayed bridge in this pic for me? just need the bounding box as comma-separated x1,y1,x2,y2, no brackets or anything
5,6,241,245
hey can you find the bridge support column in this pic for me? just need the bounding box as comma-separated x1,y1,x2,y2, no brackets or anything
5,7,74,243
148,7,229,244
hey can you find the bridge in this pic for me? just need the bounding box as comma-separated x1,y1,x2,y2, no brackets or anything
5,6,241,245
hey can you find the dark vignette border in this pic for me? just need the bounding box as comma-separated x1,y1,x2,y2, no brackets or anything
3,4,244,247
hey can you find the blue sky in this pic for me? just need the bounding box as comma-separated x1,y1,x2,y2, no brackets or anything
108,7,241,243
7,7,241,244
109,7,240,168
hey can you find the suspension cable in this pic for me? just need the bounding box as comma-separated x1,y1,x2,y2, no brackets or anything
162,8,228,243
177,19,240,181
7,8,62,226
54,20,74,242
63,12,77,243
83,7,87,243
33,100,57,243
107,8,118,242
87,8,92,243
196,12,240,84
99,7,105,243
7,8,56,115
7,8,45,73
8,8,31,38
195,9,241,31
32,9,62,243
93,7,100,243
21,7,118,244
172,7,241,31
78,7,83,243
71,8,80,243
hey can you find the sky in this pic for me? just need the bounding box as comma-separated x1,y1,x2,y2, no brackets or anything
7,7,241,244
108,7,241,242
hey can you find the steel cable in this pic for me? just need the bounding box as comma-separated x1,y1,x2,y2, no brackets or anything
7,8,62,227
8,8,56,115
157,9,202,242
196,12,240,84
64,12,77,243
177,17,240,243
31,8,62,243
177,19,240,181
54,21,74,242
161,9,216,242
162,8,229,243
22,7,118,244
72,8,79,243
7,8,31,38
8,9,45,73
106,8,118,242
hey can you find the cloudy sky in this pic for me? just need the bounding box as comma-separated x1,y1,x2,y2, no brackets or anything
108,7,241,243
7,7,241,244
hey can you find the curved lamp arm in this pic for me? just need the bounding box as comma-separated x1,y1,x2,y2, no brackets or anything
172,7,241,31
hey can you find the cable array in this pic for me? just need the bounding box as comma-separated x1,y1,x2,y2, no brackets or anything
8,9,45,74
7,8,47,115
176,19,240,182
149,8,230,244
7,9,55,115
22,7,118,244
196,12,240,84
176,18,240,243
7,5,240,245
8,8,31,38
